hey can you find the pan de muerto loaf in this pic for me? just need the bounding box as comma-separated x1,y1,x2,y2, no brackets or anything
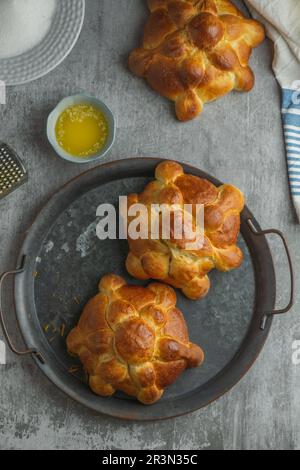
129,0,265,121
126,161,245,300
67,274,204,405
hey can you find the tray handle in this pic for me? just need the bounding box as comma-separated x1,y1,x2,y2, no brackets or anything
0,255,45,364
247,219,294,330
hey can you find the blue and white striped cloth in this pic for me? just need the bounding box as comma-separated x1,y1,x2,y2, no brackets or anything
283,89,300,213
246,0,300,220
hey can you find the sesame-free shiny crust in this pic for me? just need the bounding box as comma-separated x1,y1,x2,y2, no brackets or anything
126,161,245,300
67,275,204,405
129,0,265,121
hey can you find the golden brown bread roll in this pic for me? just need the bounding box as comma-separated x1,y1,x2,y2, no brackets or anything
126,161,245,300
129,0,265,121
67,274,204,405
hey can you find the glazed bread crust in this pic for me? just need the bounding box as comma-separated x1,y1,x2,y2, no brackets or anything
129,0,265,121
126,161,245,300
67,274,204,405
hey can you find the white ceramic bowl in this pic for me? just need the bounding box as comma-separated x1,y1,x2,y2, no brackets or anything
0,0,85,86
47,95,116,164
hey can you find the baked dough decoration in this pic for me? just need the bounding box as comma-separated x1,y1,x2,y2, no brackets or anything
129,0,265,121
67,274,204,405
126,161,245,300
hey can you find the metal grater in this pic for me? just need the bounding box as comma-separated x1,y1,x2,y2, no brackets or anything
0,144,28,200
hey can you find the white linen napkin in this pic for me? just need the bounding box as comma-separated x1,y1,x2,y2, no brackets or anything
245,0,300,221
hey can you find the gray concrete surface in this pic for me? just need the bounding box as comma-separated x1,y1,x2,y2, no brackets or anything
0,0,299,450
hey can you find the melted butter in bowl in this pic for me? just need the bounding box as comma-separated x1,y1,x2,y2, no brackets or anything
47,95,116,164
56,104,109,158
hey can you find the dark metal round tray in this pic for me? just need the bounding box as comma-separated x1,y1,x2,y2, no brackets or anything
0,158,294,421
